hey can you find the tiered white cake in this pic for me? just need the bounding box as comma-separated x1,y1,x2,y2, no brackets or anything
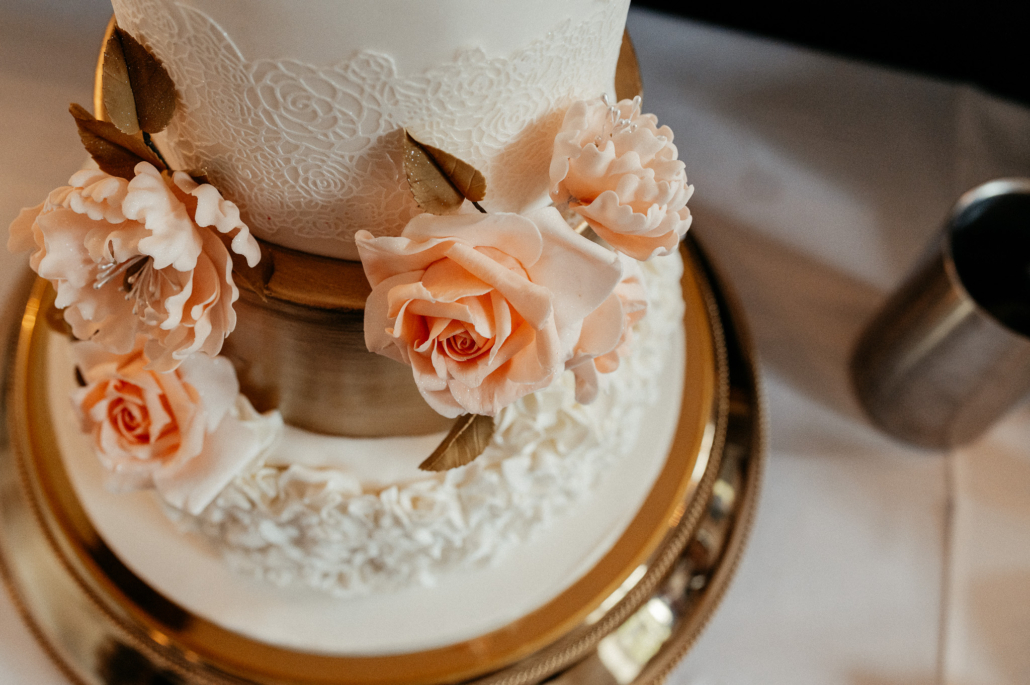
13,0,701,656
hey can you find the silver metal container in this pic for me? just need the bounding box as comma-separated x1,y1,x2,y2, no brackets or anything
852,179,1030,449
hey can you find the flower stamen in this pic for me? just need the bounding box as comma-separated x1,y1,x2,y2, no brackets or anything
93,255,147,290
124,258,166,326
595,94,640,145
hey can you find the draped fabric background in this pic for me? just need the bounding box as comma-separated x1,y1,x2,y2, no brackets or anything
2,2,1028,683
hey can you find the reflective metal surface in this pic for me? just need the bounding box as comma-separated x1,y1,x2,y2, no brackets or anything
852,179,1030,449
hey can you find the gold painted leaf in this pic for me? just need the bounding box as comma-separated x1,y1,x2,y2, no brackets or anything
419,414,495,472
101,28,138,135
403,131,487,215
70,103,166,180
418,138,487,203
615,29,643,101
102,27,177,135
188,170,211,186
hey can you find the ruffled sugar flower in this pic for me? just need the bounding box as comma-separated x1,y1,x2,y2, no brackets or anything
72,340,282,515
550,95,693,261
8,162,261,372
355,207,624,418
566,255,648,404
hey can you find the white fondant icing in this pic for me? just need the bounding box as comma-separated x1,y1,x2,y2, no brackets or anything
111,0,631,259
51,254,688,653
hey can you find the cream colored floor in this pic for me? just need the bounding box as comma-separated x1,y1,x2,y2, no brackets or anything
2,2,1029,684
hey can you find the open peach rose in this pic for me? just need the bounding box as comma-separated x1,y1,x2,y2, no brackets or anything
72,339,281,515
566,254,648,404
355,207,624,417
550,95,693,261
8,162,261,372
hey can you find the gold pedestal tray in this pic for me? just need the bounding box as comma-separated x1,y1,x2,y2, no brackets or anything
0,238,763,685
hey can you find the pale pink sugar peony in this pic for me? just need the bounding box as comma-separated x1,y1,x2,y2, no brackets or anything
550,95,693,261
8,163,261,372
567,254,649,404
355,207,624,418
72,339,281,515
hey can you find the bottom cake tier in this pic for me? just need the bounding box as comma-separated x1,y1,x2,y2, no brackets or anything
48,253,687,654
0,240,755,685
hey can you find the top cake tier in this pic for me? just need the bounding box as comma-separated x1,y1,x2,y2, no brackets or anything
111,0,630,260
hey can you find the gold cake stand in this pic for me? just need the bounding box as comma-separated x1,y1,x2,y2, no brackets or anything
0,235,763,685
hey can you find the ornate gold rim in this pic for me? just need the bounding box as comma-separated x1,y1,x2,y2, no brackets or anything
634,238,765,685
2,242,721,685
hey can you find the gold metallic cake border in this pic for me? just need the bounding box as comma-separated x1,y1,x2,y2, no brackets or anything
633,239,765,684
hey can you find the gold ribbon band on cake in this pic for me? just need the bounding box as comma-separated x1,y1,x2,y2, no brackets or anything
218,239,455,437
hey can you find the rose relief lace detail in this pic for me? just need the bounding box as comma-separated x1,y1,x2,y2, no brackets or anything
110,0,626,259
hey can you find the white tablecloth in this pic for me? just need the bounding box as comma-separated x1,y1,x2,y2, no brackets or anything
2,2,1028,683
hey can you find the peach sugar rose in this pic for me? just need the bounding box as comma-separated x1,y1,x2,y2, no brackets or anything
550,95,693,261
72,339,280,515
355,207,627,417
8,162,261,372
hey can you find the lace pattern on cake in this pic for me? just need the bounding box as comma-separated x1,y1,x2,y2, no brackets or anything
110,0,626,258
176,255,684,596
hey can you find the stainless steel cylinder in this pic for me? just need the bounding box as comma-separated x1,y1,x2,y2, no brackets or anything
852,179,1030,449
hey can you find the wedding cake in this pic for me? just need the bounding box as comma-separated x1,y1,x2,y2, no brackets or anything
6,0,706,671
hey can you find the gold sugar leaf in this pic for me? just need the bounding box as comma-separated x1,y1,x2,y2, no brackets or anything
188,170,211,186
102,27,177,135
615,29,643,101
231,265,271,302
403,131,487,215
70,103,166,180
419,413,495,472
101,28,138,134
417,138,487,203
